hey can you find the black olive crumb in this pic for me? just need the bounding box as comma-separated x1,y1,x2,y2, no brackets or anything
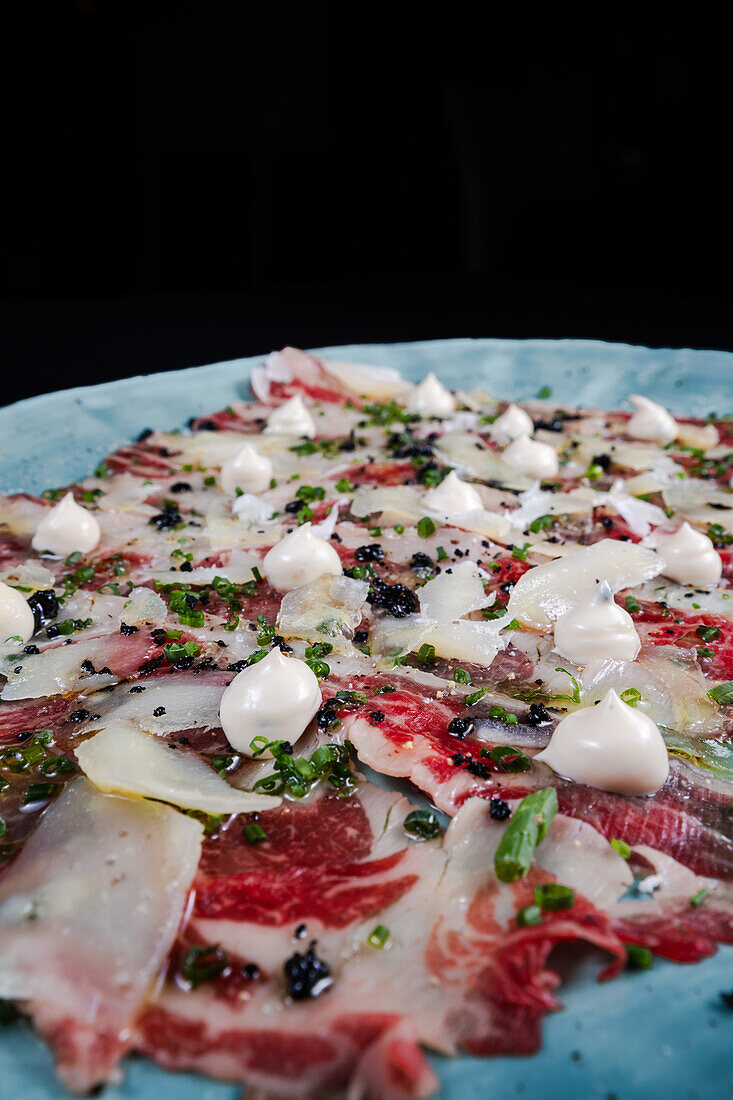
489,798,511,821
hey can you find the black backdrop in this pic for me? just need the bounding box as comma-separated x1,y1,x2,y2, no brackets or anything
2,4,732,405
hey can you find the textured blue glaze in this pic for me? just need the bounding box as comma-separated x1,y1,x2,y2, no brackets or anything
1,339,732,1099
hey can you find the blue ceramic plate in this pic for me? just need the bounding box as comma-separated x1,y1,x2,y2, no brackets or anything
1,338,732,1100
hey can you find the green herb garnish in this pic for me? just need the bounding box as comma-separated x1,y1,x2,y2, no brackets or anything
534,882,575,911
368,924,391,949
494,787,558,883
403,809,444,840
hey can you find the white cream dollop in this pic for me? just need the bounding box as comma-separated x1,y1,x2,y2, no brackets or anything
263,522,343,592
553,580,640,664
220,442,274,495
535,688,669,796
423,470,483,514
219,648,322,755
655,522,722,587
489,403,534,444
264,394,316,438
0,581,35,645
31,492,101,557
407,373,456,417
502,435,559,479
626,395,678,445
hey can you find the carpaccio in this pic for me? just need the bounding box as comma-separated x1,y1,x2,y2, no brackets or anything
2,345,733,1098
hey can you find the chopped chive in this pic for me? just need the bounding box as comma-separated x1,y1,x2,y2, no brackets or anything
436,546,448,561
512,543,531,561
335,477,353,493
696,624,721,643
243,823,268,844
417,516,436,538
625,944,653,970
536,385,552,399
465,686,488,706
690,888,708,908
453,668,472,685
394,524,405,534
306,659,330,678
517,904,543,927
534,883,575,911
368,924,390,949
708,682,733,705
619,688,642,707
163,640,202,663
610,837,631,859
528,514,553,534
22,782,58,806
181,944,228,987
417,643,435,666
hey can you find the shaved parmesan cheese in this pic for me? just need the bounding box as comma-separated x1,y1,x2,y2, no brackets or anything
569,435,665,473
417,561,492,623
321,359,408,400
509,481,593,530
311,500,344,540
633,579,733,617
506,539,664,631
232,493,275,525
277,573,369,648
423,618,506,666
76,720,280,813
0,777,202,1032
0,561,56,592
625,457,685,496
372,562,506,667
676,421,719,450
600,480,667,537
87,677,226,735
661,480,733,537
121,586,168,624
370,618,428,661
148,551,260,589
350,485,424,525
1,641,118,701
435,431,532,491
204,497,285,550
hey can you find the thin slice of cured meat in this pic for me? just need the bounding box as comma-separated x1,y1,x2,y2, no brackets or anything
135,790,624,1100
337,685,733,885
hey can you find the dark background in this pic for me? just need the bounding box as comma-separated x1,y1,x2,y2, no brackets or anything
2,4,732,405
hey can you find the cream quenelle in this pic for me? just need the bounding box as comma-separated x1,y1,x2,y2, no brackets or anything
407,372,456,417
489,403,534,444
0,581,36,645
626,394,677,445
655,522,722,587
31,492,101,557
219,648,322,755
262,522,343,592
220,441,274,495
264,394,316,438
502,435,559,479
423,470,483,514
553,580,641,664
535,688,669,796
